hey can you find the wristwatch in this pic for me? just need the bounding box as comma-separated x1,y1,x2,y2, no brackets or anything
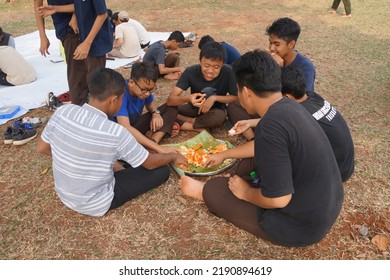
152,109,161,115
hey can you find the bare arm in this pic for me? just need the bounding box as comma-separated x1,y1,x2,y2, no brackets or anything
212,94,239,104
204,140,255,167
37,137,52,156
38,3,74,17
117,116,175,154
167,86,206,107
199,94,239,114
229,119,261,136
34,0,50,56
157,64,185,75
69,13,79,34
142,152,187,170
73,12,108,60
229,175,292,208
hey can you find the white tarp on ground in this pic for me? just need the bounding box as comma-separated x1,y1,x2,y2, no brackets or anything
0,29,183,125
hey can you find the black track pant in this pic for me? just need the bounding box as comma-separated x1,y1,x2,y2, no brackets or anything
110,165,170,210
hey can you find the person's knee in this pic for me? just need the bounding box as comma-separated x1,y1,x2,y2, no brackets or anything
226,101,244,122
203,177,229,212
226,101,239,116
165,53,180,67
164,105,179,116
209,110,227,128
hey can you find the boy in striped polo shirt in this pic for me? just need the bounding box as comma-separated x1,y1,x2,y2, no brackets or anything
37,68,187,217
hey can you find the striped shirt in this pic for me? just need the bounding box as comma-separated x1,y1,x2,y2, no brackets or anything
41,104,148,216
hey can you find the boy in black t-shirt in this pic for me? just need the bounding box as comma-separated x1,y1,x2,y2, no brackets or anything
281,65,354,182
167,41,238,132
179,50,344,247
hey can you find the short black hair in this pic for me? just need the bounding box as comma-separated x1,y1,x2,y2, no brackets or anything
281,66,306,99
130,61,158,83
199,41,226,62
107,9,113,18
88,68,125,101
266,17,301,43
0,27,3,36
232,50,281,97
168,31,185,43
198,35,214,49
111,12,119,21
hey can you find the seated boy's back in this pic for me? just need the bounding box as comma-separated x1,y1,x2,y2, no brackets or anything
40,102,147,216
281,66,354,181
37,68,187,217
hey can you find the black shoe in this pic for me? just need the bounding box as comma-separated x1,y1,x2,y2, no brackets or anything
3,126,16,144
179,40,193,48
12,125,37,146
46,92,63,111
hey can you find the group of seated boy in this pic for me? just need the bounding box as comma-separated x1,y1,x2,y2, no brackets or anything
37,17,354,247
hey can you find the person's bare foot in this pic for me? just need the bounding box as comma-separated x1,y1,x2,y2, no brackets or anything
171,122,180,138
342,14,352,18
328,9,336,14
179,175,205,201
164,72,181,80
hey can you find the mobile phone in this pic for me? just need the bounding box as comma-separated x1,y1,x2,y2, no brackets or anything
201,87,217,98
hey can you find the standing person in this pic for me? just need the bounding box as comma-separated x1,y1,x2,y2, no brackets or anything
329,0,352,18
0,27,15,48
38,0,113,106
34,0,84,106
179,50,344,247
143,30,185,80
108,11,141,58
198,35,240,65
37,68,187,217
227,17,316,141
0,46,36,86
281,65,354,182
113,61,179,153
167,41,238,132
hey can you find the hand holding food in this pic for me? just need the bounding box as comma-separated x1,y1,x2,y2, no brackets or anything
191,93,206,107
169,131,236,175
228,128,236,136
173,153,188,170
176,141,231,172
204,153,226,168
198,95,215,114
230,119,261,135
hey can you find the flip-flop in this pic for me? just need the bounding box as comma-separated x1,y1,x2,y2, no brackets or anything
171,122,180,138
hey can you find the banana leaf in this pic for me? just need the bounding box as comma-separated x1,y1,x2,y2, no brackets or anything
164,130,236,176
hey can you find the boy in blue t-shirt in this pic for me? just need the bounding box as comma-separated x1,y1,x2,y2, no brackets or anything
114,61,179,154
266,17,315,92
227,17,316,141
198,35,240,65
